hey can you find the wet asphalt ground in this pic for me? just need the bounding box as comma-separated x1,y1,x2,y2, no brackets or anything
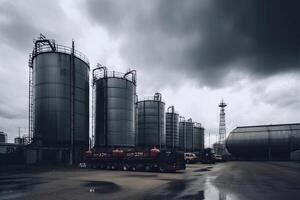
1,162,300,200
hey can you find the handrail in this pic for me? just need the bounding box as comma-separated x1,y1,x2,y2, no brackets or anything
194,122,202,128
137,95,165,102
123,70,136,84
92,64,107,85
93,67,136,84
32,43,89,65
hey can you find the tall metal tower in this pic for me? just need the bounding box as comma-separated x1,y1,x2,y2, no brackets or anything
218,99,227,145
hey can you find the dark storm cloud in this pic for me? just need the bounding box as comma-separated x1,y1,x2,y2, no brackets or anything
86,0,300,86
0,1,38,50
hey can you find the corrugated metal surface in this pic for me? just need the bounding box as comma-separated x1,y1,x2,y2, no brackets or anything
31,41,90,165
136,93,165,149
94,75,136,149
193,125,204,151
33,52,89,148
0,132,6,143
179,119,194,152
226,123,300,160
165,106,179,149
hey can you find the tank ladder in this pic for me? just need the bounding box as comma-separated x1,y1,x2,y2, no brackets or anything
28,53,34,143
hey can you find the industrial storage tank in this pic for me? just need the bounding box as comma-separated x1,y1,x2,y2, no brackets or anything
226,123,300,160
30,35,89,164
179,118,194,152
0,131,7,143
165,106,179,149
136,93,165,149
193,123,205,152
93,66,136,150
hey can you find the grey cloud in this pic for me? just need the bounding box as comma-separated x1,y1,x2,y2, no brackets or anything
0,1,38,50
0,0,73,52
85,0,300,87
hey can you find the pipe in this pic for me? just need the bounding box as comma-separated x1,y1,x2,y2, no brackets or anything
123,69,136,83
92,64,107,85
154,92,162,101
34,39,56,53
167,106,175,113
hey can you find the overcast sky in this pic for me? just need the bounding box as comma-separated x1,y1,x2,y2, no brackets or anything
1,0,300,146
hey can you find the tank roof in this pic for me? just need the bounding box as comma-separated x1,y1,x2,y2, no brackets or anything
236,123,300,129
137,93,164,103
232,123,300,133
30,37,89,65
93,70,136,84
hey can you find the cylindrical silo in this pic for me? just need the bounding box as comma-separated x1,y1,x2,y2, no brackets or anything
0,131,7,143
179,118,194,152
165,106,179,149
31,36,89,164
193,123,205,152
93,67,136,150
136,93,165,149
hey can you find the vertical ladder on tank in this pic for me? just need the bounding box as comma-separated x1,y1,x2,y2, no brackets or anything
28,53,34,143
91,81,95,150
70,40,75,165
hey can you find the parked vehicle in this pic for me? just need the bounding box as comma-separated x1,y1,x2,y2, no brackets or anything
200,148,215,164
214,154,223,162
184,152,198,163
84,148,186,172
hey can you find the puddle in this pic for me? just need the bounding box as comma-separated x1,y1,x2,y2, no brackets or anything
144,175,239,200
0,177,43,200
176,176,238,200
194,168,211,172
158,178,178,181
83,181,121,193
124,174,157,178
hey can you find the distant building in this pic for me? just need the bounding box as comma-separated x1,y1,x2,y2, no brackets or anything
0,131,7,143
0,143,25,165
226,123,300,160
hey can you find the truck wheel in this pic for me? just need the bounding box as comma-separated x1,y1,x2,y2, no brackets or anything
123,165,128,171
132,166,136,171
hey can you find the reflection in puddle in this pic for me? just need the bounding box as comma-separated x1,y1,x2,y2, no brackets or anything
204,177,237,200
172,176,237,200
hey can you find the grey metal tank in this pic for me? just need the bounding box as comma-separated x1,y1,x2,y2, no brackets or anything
226,123,300,160
0,131,7,143
93,67,136,150
165,106,179,149
136,93,165,149
193,123,205,152
30,37,89,163
179,118,194,152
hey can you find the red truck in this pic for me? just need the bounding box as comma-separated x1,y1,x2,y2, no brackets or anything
84,148,186,172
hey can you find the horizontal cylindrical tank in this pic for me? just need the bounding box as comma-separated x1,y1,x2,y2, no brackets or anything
165,106,179,149
193,123,205,152
93,68,136,150
226,123,300,160
136,93,165,149
179,118,194,152
31,38,89,163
